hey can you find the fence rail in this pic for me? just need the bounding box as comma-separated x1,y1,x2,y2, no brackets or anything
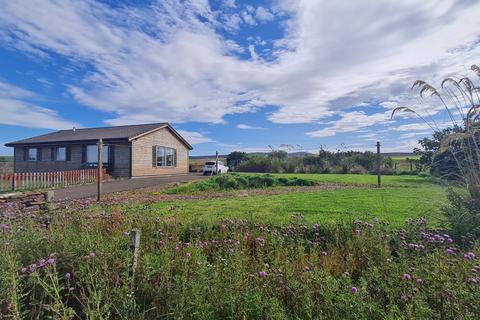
0,168,107,192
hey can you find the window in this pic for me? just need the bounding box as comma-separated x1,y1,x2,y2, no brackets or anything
86,145,109,164
55,147,66,161
28,148,38,161
154,146,177,167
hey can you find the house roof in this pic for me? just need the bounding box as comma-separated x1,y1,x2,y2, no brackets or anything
5,123,193,150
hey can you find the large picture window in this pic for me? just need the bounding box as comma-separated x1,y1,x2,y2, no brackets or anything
154,146,177,167
86,145,109,164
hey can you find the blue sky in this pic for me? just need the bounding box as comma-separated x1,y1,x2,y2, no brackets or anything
0,0,479,156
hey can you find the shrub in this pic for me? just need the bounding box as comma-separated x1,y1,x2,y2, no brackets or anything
443,188,480,245
164,174,318,194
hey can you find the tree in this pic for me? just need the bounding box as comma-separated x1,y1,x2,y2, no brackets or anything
226,151,249,169
414,126,463,166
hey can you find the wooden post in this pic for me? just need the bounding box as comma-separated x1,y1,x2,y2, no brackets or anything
12,173,17,191
97,139,103,202
376,141,381,188
130,229,141,285
215,151,219,175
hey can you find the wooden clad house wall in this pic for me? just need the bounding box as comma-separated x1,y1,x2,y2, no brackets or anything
131,127,189,177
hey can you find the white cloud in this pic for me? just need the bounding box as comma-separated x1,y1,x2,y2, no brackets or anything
255,7,274,23
236,123,266,130
306,111,390,137
400,132,431,139
0,0,479,141
176,130,213,145
0,81,79,129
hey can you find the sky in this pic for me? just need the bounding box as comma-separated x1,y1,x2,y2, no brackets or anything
0,0,479,156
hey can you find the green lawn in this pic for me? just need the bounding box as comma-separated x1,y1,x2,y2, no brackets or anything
121,174,446,228
236,172,435,186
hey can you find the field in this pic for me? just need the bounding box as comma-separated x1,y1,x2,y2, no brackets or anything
2,173,478,319
119,173,447,227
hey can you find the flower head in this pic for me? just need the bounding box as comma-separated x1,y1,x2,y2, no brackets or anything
258,271,267,278
464,252,475,261
403,273,412,281
351,287,358,294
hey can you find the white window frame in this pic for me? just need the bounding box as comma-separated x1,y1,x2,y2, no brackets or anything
154,146,177,167
28,148,38,161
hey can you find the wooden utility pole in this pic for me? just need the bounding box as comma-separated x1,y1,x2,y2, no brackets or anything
215,151,219,175
376,141,381,188
97,139,103,201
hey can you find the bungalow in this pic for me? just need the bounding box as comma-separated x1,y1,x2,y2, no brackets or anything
5,123,193,178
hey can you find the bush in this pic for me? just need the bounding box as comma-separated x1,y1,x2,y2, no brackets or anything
165,174,318,194
443,188,480,245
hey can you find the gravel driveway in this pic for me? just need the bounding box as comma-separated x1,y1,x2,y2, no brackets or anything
51,173,206,201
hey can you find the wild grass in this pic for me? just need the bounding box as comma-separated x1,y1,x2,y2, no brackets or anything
1,213,478,319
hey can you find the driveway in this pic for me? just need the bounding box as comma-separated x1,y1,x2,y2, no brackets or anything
51,173,206,201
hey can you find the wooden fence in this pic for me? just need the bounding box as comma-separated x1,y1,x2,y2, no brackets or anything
0,168,107,192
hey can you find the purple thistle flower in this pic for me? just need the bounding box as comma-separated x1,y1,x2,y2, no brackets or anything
186,252,191,258
29,264,37,272
464,252,475,261
322,251,328,256
255,238,266,247
37,259,46,268
65,272,71,279
403,273,412,281
89,252,96,258
351,287,358,294
258,271,267,278
416,278,424,285
446,248,456,255
20,267,27,274
47,258,55,265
